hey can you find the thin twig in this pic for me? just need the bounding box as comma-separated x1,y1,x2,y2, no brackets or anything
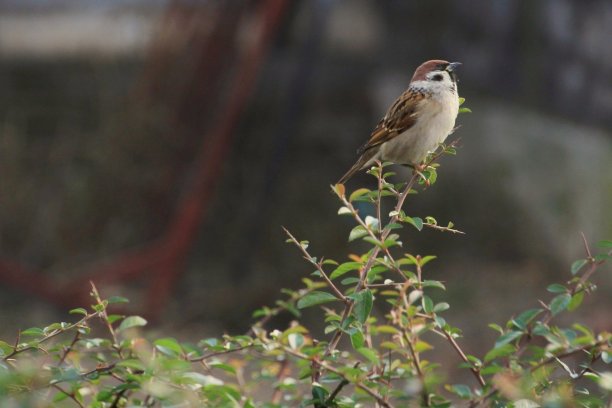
90,282,121,350
271,358,290,404
529,339,607,373
3,313,99,362
110,388,129,408
282,227,347,303
441,329,486,387
51,384,84,408
402,329,425,381
326,379,349,405
282,347,394,408
423,223,465,234
58,331,81,366
49,363,117,386
189,344,254,362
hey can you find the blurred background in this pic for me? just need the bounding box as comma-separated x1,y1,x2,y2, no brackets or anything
0,0,610,376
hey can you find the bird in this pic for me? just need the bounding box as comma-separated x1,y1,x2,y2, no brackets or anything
337,60,461,184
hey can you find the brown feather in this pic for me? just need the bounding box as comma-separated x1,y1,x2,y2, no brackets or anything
411,59,450,81
359,88,426,154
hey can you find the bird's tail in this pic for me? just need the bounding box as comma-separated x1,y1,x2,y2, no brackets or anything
337,150,377,185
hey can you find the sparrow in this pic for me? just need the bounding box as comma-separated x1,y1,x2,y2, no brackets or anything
338,60,461,184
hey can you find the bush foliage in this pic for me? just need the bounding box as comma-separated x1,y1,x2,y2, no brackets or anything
1,104,611,407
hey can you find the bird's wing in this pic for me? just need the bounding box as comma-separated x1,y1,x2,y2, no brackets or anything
358,88,426,155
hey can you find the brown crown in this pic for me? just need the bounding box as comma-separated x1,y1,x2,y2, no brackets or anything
410,59,450,82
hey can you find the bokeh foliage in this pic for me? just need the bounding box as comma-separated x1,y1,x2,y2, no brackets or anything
1,110,610,406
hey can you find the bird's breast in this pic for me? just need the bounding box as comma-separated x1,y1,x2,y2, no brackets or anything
380,91,459,165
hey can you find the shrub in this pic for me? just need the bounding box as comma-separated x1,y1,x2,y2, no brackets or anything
1,107,610,407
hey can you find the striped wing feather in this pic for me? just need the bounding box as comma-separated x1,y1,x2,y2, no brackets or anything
358,89,425,154
337,88,426,184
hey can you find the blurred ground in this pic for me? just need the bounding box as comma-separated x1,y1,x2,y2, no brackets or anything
0,0,610,377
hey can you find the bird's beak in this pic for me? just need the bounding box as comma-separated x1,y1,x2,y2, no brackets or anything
446,62,462,72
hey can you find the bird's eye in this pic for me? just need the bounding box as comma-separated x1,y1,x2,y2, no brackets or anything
432,74,444,81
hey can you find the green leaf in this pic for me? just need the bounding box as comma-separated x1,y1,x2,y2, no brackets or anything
433,302,450,313
117,316,147,332
96,390,113,402
311,383,329,404
573,323,594,339
422,280,446,290
404,216,424,231
422,168,437,184
512,308,543,330
484,344,515,362
348,225,368,242
330,262,362,280
375,325,399,334
422,296,434,313
287,333,304,350
597,240,612,248
0,341,13,357
209,361,237,375
117,359,146,370
419,255,437,266
458,97,466,105
571,259,587,275
154,338,183,356
494,331,522,349
350,330,365,349
434,316,447,329
43,323,63,334
349,188,371,202
414,340,433,352
21,327,44,337
297,291,338,309
546,284,567,293
549,293,571,316
595,253,612,261
466,355,482,367
602,351,612,364
531,322,550,337
353,289,373,324
488,323,504,335
53,391,69,403
480,365,504,375
459,107,472,114
357,347,379,364
92,303,105,313
108,296,129,304
69,308,88,316
107,314,123,324
449,384,472,399
567,291,584,311
341,277,360,285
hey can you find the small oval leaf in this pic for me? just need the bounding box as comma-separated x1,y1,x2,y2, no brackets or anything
296,291,339,309
118,316,147,332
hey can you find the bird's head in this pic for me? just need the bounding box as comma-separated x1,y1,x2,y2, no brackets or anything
411,60,461,86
